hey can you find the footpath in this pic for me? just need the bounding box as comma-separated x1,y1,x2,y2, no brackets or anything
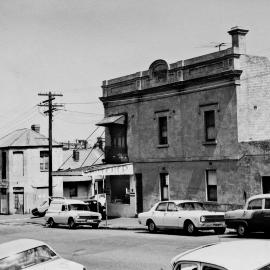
0,214,147,230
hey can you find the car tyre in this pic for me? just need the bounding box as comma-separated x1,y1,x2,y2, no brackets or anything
68,218,76,229
184,221,197,236
92,223,99,229
237,223,248,237
47,218,55,228
214,227,226,234
147,220,157,233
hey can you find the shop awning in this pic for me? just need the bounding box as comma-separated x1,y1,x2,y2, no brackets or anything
85,163,134,176
96,115,125,126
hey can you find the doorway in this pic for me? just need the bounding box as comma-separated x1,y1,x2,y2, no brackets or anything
136,174,143,214
262,176,270,194
13,187,24,214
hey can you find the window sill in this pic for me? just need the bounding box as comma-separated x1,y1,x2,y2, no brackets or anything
40,170,48,172
202,141,217,146
157,144,169,148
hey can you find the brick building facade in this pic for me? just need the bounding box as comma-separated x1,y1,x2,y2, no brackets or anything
97,27,270,217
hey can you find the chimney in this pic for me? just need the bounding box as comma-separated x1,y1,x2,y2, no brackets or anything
228,26,249,54
31,124,40,133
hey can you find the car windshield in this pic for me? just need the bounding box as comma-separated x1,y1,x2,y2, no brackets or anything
177,202,206,211
0,245,57,269
68,204,89,211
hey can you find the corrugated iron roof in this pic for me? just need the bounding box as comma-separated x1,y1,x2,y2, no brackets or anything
0,128,60,148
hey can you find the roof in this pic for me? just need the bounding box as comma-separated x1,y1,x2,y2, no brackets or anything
0,128,60,148
59,147,104,171
0,239,53,259
172,240,270,270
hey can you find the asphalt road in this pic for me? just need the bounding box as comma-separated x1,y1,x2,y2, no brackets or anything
0,222,249,270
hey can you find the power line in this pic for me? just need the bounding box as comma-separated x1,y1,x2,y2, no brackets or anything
59,108,103,116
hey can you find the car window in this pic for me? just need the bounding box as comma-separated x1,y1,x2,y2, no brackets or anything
168,202,178,211
156,203,167,211
0,245,57,269
259,264,270,270
61,204,68,211
247,199,263,210
175,262,198,270
265,199,270,210
68,204,89,211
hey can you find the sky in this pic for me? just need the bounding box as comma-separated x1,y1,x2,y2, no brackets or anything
1,0,270,146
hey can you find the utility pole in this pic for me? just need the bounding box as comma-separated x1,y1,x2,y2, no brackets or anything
38,92,63,197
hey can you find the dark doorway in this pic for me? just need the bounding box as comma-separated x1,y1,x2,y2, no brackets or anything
13,187,24,214
136,174,143,214
262,176,270,193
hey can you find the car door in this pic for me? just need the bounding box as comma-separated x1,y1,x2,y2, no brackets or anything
262,198,270,231
247,198,264,231
57,204,68,224
163,202,180,228
152,202,167,227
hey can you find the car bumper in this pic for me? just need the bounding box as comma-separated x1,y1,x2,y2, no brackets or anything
197,222,225,230
75,218,101,225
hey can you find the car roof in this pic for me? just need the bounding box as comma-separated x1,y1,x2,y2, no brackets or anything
51,198,86,204
247,194,270,201
0,239,54,259
158,200,201,204
172,240,270,270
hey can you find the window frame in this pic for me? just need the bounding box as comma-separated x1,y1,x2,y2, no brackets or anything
160,173,170,201
206,170,217,202
204,110,216,142
158,116,168,145
40,151,49,172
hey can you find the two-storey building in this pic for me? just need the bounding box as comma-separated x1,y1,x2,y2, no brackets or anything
0,125,63,214
96,27,270,217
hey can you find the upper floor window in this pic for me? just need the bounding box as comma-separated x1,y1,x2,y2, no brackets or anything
158,116,168,145
206,170,217,202
204,110,216,142
40,151,49,171
2,151,6,179
110,125,127,149
13,151,24,176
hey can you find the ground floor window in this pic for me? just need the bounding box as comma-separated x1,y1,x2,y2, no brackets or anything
110,176,130,204
160,173,169,201
206,170,217,201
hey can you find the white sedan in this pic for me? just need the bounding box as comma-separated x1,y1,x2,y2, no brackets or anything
171,240,270,270
138,200,226,235
0,238,86,270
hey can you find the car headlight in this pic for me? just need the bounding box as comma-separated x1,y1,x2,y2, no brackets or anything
200,216,206,222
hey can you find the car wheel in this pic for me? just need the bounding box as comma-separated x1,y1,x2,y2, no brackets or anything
92,224,99,229
68,218,76,229
184,221,197,236
47,218,55,228
237,223,248,237
147,220,157,233
214,228,226,234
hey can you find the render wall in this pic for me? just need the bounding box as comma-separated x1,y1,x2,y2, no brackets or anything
4,147,63,214
105,83,239,162
237,55,270,142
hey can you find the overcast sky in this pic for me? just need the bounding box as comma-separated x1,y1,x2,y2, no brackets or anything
1,0,270,145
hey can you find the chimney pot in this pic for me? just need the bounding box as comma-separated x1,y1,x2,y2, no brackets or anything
31,124,40,133
228,26,249,54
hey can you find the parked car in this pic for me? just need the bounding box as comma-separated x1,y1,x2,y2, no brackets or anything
89,193,106,206
84,199,106,219
171,240,270,270
138,200,226,235
45,198,102,229
225,193,270,237
31,196,65,217
0,238,86,269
